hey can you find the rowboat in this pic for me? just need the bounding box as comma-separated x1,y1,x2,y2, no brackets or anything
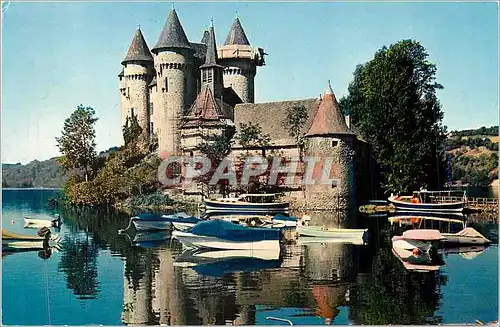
130,212,201,231
441,227,491,246
388,211,465,227
388,190,466,213
172,219,281,251
132,230,171,248
296,237,366,246
24,215,62,229
296,224,368,241
204,193,289,214
392,234,442,272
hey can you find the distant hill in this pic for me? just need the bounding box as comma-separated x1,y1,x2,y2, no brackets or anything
445,125,498,187
2,147,120,189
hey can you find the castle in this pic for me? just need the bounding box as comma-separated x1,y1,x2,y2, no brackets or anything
118,8,374,209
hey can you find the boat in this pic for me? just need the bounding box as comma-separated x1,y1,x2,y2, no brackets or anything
173,248,281,277
270,213,298,227
2,229,61,252
204,193,289,214
128,212,201,231
392,234,443,272
296,224,368,241
172,219,281,251
24,214,62,229
439,245,488,260
441,227,491,246
388,190,466,213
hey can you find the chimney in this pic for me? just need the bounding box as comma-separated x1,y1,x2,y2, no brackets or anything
345,115,351,129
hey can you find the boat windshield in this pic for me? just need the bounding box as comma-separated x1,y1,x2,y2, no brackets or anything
239,194,280,203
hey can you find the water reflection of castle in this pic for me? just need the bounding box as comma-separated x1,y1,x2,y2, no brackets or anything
121,241,364,325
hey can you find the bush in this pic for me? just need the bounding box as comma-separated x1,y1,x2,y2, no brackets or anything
129,192,174,207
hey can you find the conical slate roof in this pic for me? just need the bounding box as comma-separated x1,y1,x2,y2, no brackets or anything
201,25,223,68
305,82,354,137
224,17,250,46
201,29,210,45
152,9,192,53
121,28,154,65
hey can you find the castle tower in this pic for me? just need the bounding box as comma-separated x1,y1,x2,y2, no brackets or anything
200,22,224,98
120,27,154,138
218,17,266,103
304,82,356,210
151,8,195,155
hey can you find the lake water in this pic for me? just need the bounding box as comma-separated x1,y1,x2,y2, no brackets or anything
2,189,498,325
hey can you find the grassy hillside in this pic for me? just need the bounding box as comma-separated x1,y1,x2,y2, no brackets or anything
2,147,120,189
445,126,498,186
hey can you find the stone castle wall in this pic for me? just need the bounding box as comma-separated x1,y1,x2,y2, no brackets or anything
154,50,193,155
123,63,152,134
303,136,355,210
222,59,255,103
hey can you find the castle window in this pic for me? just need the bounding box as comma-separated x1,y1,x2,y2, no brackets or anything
331,139,339,147
130,108,135,118
150,102,154,116
150,122,154,134
127,87,130,99
332,180,338,188
164,77,168,92
207,70,213,83
202,70,207,83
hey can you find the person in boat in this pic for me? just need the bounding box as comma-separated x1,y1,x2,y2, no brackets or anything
411,194,420,204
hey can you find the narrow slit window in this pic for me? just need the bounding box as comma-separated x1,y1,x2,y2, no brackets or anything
164,77,168,92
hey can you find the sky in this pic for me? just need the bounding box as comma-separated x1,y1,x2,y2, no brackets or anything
1,1,498,164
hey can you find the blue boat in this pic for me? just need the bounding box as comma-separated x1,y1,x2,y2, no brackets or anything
388,190,466,213
172,219,282,251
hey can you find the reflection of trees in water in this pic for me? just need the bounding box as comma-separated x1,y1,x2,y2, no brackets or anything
58,233,100,299
348,248,447,325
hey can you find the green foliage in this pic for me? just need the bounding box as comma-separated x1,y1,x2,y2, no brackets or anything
451,125,498,137
2,158,72,188
56,105,98,181
340,40,446,194
444,135,498,151
196,126,236,161
282,105,309,149
237,122,271,148
449,152,497,186
123,114,143,145
128,192,174,207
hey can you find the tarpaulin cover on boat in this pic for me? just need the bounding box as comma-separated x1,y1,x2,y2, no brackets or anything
190,219,281,242
191,257,281,277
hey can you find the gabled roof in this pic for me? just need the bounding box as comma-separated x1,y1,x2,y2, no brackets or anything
152,9,192,53
224,17,250,46
121,28,154,65
183,86,233,128
201,25,224,69
305,82,354,137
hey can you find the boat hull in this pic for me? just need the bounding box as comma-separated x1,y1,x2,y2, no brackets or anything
132,219,171,231
172,231,281,251
204,199,289,213
388,196,464,212
296,225,367,240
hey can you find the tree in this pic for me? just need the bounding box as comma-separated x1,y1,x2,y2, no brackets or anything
123,113,143,146
282,104,309,154
195,126,236,196
237,122,271,148
339,40,447,194
56,105,98,182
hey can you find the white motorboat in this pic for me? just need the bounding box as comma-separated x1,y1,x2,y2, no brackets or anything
172,219,281,251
